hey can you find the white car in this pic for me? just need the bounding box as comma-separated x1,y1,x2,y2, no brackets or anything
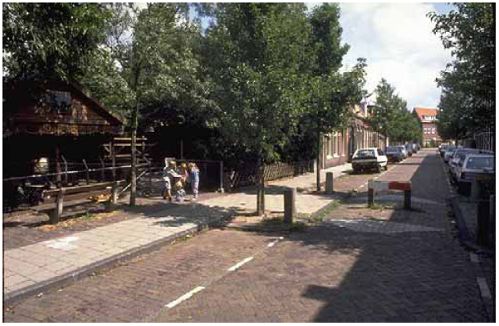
449,148,480,180
351,148,388,173
455,154,494,195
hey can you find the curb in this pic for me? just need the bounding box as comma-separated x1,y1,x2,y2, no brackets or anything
449,196,495,321
3,221,213,305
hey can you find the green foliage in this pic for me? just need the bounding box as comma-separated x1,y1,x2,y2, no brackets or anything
429,3,495,138
202,4,314,163
369,79,421,143
3,3,111,81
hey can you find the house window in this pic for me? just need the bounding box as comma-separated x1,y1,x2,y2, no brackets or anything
325,136,332,157
432,128,436,134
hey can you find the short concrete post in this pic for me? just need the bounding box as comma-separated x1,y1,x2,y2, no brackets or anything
50,189,65,224
477,198,490,246
404,190,411,210
471,179,481,200
325,172,334,194
490,195,495,248
106,182,119,211
284,187,296,224
367,187,374,207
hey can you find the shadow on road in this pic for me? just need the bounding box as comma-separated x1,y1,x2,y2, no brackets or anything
291,151,487,322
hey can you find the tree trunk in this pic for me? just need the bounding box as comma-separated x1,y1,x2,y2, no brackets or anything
129,118,137,206
316,130,322,192
129,88,139,206
256,157,265,216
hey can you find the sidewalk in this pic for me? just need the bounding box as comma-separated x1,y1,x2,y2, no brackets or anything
4,162,352,303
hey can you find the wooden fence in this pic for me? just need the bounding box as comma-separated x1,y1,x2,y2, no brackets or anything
224,160,314,191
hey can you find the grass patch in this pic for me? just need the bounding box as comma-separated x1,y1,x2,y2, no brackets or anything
250,216,308,232
308,199,342,223
367,202,395,210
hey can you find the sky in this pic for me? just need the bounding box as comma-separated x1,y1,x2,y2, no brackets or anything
335,3,454,111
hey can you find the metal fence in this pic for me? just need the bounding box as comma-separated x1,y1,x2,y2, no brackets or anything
474,131,495,153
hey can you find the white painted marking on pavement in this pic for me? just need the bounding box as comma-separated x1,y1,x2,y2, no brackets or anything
227,256,254,272
477,277,492,299
165,286,205,308
43,236,79,251
267,240,278,248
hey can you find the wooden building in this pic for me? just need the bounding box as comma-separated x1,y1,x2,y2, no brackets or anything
3,80,125,177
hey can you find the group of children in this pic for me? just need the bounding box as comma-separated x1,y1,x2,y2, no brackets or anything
162,160,200,202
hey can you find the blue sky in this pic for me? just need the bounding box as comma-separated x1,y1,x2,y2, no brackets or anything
189,2,454,111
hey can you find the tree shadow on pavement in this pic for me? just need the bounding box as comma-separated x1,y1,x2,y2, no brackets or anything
282,153,488,322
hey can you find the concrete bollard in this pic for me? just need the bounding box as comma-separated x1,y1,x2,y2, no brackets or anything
50,189,65,224
470,179,481,200
490,195,495,248
325,172,334,194
106,182,119,212
477,198,490,246
367,187,374,207
284,187,297,224
404,190,411,210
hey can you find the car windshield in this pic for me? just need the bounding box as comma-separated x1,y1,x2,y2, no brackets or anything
466,156,494,170
354,149,376,159
386,147,399,153
446,148,456,154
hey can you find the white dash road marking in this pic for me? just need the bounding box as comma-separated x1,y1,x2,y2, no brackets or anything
227,256,254,272
165,286,205,309
267,240,278,248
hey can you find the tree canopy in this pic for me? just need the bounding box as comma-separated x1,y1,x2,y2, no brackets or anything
369,79,422,144
429,3,495,139
3,3,111,81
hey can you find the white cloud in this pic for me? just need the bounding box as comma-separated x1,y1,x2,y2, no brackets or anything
339,3,453,110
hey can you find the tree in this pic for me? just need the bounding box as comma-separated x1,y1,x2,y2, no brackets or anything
79,3,208,206
202,3,314,214
306,4,364,191
429,3,495,137
369,79,420,144
3,3,111,82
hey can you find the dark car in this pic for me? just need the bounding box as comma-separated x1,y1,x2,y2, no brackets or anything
385,146,405,162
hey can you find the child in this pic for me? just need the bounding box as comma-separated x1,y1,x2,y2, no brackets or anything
162,160,178,202
188,163,200,200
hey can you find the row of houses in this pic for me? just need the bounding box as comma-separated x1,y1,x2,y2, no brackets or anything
320,103,387,169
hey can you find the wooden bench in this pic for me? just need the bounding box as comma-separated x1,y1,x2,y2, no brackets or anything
39,180,125,224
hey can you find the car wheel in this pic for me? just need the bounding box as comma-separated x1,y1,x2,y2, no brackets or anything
376,165,382,173
384,165,388,171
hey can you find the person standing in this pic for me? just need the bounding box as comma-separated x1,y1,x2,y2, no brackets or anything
188,163,200,200
162,160,177,202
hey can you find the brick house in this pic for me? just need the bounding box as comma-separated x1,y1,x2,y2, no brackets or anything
413,107,441,147
321,103,386,169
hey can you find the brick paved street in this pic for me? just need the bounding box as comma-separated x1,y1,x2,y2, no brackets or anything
3,149,490,322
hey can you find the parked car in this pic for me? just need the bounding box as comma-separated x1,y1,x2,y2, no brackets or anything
449,148,481,180
438,144,453,157
396,145,409,159
412,143,419,153
455,154,494,195
443,147,457,163
405,143,413,156
351,148,388,173
385,146,405,162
